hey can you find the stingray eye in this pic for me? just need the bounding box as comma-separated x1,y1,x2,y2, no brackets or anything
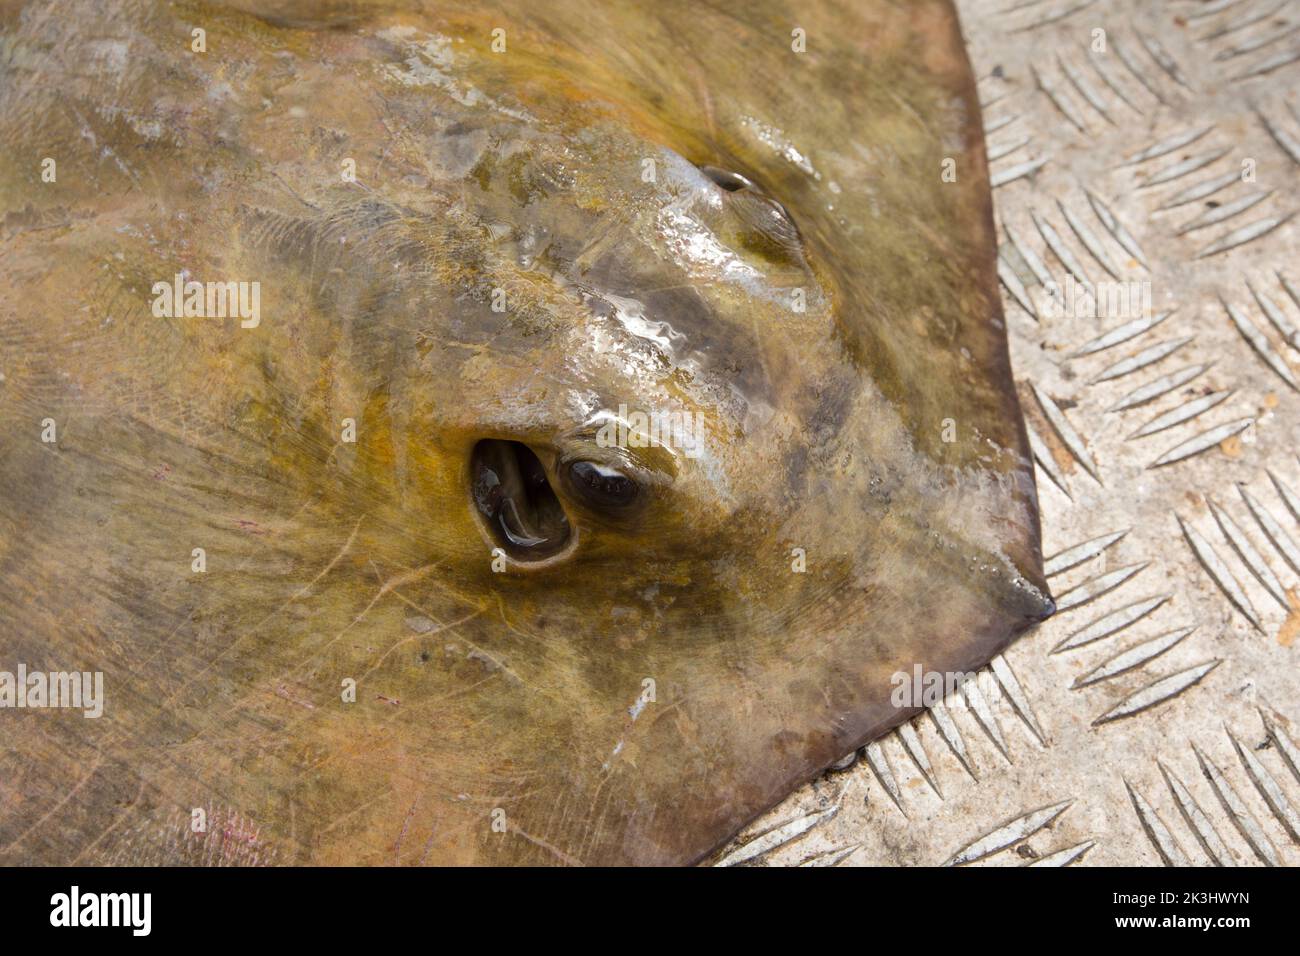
565,460,639,510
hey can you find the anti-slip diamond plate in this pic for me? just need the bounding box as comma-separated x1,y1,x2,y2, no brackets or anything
715,0,1300,867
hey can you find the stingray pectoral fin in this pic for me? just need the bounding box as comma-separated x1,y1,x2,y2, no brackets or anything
493,519,1055,866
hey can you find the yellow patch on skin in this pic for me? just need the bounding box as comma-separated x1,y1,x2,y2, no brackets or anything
1219,434,1244,459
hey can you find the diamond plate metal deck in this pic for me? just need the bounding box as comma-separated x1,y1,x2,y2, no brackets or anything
714,0,1300,867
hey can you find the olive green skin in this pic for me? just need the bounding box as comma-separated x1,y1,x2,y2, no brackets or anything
0,0,1051,865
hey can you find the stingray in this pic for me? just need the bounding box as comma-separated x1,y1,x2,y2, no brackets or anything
0,0,1052,865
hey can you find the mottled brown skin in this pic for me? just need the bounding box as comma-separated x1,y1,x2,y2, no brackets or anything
0,0,1051,865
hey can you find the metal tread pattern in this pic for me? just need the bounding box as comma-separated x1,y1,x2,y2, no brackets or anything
711,0,1300,866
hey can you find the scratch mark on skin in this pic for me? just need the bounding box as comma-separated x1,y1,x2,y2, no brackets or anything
579,695,685,859
111,538,427,784
356,607,484,683
238,664,504,762
200,573,515,747
70,776,146,865
512,806,585,868
385,585,534,689
276,683,317,709
295,560,442,668
394,801,417,864
288,514,366,604
146,491,337,712
376,673,498,724
317,787,396,836
579,770,619,861
414,792,539,866
164,554,436,750
201,607,491,767
545,784,571,855
2,755,104,853
417,825,438,865
598,693,687,777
